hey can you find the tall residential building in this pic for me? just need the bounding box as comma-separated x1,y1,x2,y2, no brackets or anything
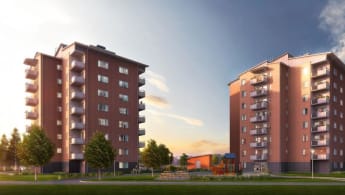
229,52,345,173
24,42,147,173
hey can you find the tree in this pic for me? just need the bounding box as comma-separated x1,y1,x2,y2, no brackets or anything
212,154,221,165
141,139,172,176
0,134,9,169
179,153,188,169
84,132,115,180
17,125,54,182
7,128,21,171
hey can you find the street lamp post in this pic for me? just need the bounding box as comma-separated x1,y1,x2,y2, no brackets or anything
311,149,315,179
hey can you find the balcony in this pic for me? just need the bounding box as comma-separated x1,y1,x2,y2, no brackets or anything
311,82,329,92
71,75,85,86
24,58,38,66
71,106,84,115
312,68,329,78
138,129,146,136
71,60,84,72
25,97,38,106
138,102,145,111
250,115,268,123
250,154,268,161
71,137,84,144
138,77,145,86
250,89,267,97
138,141,145,148
26,111,38,120
25,83,38,93
311,97,329,106
311,139,329,147
139,116,146,123
250,75,268,85
70,153,84,160
250,101,268,110
71,49,84,57
71,121,84,130
139,68,145,75
138,90,145,99
25,69,38,79
250,142,267,148
311,111,329,119
312,153,329,160
250,128,268,135
311,124,329,133
71,90,85,100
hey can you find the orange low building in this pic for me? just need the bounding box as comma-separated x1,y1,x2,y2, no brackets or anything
187,154,212,170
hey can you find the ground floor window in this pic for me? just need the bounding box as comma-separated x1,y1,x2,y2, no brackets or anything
119,162,129,169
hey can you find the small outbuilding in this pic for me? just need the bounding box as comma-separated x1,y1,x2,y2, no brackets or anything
187,154,212,170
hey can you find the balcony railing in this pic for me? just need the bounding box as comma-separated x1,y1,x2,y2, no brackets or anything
139,116,146,123
139,77,145,86
311,111,329,119
312,153,329,160
250,115,268,123
25,69,38,79
70,153,84,160
250,128,268,135
25,97,38,106
71,106,84,115
138,102,145,111
71,60,84,72
312,68,329,78
311,124,329,133
71,75,85,86
26,111,38,120
250,142,267,148
24,58,38,66
71,137,84,144
25,83,38,93
250,101,268,110
71,90,85,100
250,75,268,85
250,154,268,161
250,89,268,97
311,82,329,92
71,121,84,130
138,141,145,148
311,97,329,106
311,139,329,146
138,129,146,136
138,90,145,99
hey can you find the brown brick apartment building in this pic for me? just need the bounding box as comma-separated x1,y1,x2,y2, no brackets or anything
229,52,345,173
24,42,147,173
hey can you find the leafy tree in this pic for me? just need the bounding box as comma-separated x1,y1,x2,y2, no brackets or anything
17,125,54,182
179,153,188,169
85,132,115,180
212,154,221,165
141,139,172,176
7,128,21,171
0,134,9,169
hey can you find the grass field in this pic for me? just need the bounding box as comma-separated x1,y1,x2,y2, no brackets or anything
0,174,62,181
0,185,344,195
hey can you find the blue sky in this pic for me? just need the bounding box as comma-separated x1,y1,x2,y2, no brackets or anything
0,0,344,157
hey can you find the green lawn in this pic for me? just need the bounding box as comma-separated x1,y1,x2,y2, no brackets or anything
281,172,345,178
0,185,344,195
101,175,157,181
189,175,334,182
0,174,62,181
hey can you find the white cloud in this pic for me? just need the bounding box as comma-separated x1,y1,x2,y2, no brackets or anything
147,109,203,127
146,70,169,93
320,0,345,61
144,95,170,109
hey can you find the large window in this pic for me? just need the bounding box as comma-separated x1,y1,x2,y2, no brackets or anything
98,74,109,83
119,135,129,142
119,94,128,102
98,118,109,126
98,103,109,112
119,162,129,169
119,107,128,115
119,66,128,75
119,121,129,128
98,60,109,69
119,80,129,88
98,89,109,98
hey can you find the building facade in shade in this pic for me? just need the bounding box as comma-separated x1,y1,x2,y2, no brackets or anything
24,42,147,173
229,52,345,173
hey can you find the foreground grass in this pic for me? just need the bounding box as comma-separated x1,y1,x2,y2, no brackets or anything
190,175,333,182
0,174,62,181
101,175,157,181
281,172,345,178
0,185,345,195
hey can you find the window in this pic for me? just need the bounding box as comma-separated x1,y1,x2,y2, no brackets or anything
119,135,129,142
98,118,109,126
241,138,246,144
243,162,247,169
333,82,337,89
241,103,246,109
57,134,62,140
119,66,128,75
334,135,337,143
97,74,109,83
341,162,344,169
334,109,337,116
333,68,337,76
119,148,129,156
57,120,62,126
340,149,344,156
340,137,344,143
57,148,62,154
241,114,246,121
334,122,337,129
57,78,62,85
57,92,62,98
302,108,308,115
119,94,128,102
302,121,308,129
340,74,343,81
241,91,246,97
302,149,306,156
333,96,337,102
341,112,344,119
119,162,129,169
241,126,247,133
57,106,62,112
340,87,343,94
241,79,246,86
302,135,306,142
57,64,62,70
98,89,109,98
341,100,343,106
119,80,129,88
119,121,129,128
119,107,128,115
98,60,109,69
98,103,109,112
302,95,308,102
242,150,247,156
105,134,109,140
340,124,344,131
334,148,337,156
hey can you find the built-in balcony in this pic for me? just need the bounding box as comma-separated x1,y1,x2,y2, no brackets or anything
138,102,145,111
311,96,329,106
25,69,38,79
311,124,329,133
311,111,329,119
71,90,85,100
139,116,146,123
138,141,145,148
138,129,146,136
250,89,267,98
250,142,267,148
138,90,145,99
311,139,329,147
250,127,268,135
26,111,38,120
24,58,38,66
250,101,268,110
311,82,329,92
70,153,84,160
139,68,145,75
312,153,329,160
25,97,38,106
250,75,268,85
312,68,329,78
71,60,84,72
71,106,84,115
250,115,268,123
71,137,84,144
138,77,145,86
71,75,85,86
250,154,268,161
71,121,84,130
25,83,38,93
